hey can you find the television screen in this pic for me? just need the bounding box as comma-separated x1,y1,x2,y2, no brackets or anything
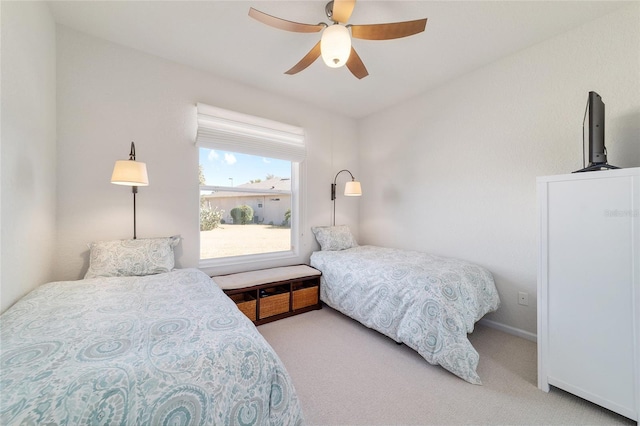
588,91,606,164
575,91,618,172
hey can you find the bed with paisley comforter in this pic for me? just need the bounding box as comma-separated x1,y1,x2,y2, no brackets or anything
0,268,303,425
310,245,500,384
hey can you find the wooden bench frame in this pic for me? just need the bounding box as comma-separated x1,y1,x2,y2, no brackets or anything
214,265,322,326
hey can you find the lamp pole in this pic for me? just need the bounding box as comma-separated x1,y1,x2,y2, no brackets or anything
129,142,138,239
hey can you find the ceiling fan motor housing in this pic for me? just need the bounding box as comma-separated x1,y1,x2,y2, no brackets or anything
325,1,335,21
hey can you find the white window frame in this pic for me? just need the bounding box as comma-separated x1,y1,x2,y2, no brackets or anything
196,103,305,269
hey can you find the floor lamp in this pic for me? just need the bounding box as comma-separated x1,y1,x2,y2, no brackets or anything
111,142,149,239
331,169,362,226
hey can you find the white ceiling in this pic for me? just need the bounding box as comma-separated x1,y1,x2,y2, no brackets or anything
48,1,630,119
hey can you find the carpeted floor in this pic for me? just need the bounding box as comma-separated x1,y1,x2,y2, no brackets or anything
258,305,635,425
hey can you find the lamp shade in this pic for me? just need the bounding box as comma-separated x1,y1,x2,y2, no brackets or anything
321,24,351,68
111,160,149,186
344,180,362,196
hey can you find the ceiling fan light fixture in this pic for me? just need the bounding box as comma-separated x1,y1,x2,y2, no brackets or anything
321,24,351,68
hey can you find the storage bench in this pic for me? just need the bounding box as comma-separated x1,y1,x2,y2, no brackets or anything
212,265,322,325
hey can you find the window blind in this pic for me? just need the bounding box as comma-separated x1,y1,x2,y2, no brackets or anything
196,103,306,162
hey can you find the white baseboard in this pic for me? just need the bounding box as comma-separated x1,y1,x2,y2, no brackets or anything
479,318,537,343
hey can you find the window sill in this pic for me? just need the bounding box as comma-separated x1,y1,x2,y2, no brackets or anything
199,249,299,271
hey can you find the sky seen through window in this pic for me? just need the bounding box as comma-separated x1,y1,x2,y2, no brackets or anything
199,148,291,187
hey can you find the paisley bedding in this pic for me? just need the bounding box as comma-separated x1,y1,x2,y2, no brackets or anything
0,268,303,425
310,245,500,384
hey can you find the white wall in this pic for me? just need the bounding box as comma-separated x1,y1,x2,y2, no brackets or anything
55,26,359,281
0,1,57,313
358,4,640,336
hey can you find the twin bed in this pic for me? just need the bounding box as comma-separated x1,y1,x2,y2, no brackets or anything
0,239,303,425
1,228,500,423
310,226,500,385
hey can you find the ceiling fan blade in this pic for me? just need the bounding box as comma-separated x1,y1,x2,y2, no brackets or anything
249,8,325,33
332,0,356,24
346,47,369,79
285,41,322,75
350,18,427,40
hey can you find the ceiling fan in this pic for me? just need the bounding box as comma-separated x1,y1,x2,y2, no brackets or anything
248,0,427,79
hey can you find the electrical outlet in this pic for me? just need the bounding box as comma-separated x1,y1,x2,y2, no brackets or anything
518,292,529,306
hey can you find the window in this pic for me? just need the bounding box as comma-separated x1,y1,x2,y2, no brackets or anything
199,149,294,258
196,104,305,266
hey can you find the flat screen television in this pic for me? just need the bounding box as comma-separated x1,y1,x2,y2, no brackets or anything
574,91,619,172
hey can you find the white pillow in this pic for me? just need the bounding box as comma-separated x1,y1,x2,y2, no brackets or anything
311,225,358,251
84,236,180,279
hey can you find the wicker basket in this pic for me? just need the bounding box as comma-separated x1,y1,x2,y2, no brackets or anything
230,293,257,321
259,293,290,318
293,286,319,310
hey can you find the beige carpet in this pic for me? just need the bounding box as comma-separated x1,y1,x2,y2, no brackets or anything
258,306,635,425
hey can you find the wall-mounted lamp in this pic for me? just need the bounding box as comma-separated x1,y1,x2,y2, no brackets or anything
111,142,149,239
331,169,362,226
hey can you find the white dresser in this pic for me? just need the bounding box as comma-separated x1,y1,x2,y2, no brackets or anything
537,167,639,422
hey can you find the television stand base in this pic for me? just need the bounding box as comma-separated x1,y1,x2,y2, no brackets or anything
573,163,620,173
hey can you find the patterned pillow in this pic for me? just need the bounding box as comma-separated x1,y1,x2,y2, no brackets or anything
84,236,181,278
311,225,358,251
